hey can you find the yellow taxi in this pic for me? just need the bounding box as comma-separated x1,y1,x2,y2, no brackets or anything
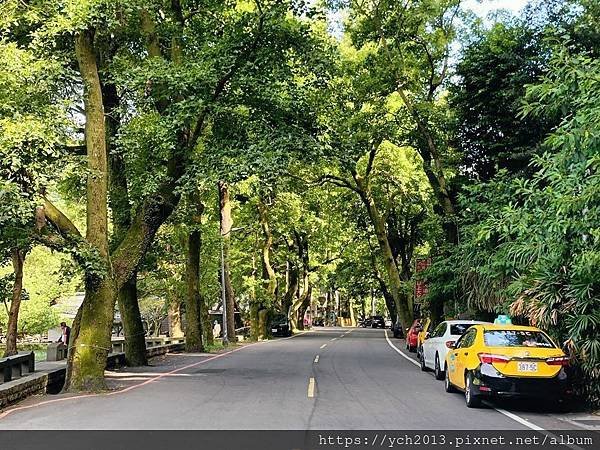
444,321,572,408
416,317,431,359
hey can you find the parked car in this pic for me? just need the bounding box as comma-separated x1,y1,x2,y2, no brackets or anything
444,324,573,408
392,321,404,338
361,317,373,328
416,317,431,359
420,320,489,380
371,315,386,329
384,318,393,328
270,314,292,337
405,319,423,352
313,318,324,327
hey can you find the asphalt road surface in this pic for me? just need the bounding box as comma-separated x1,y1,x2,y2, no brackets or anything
0,327,590,430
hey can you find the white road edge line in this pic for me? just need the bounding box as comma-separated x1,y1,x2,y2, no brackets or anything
383,329,546,433
308,377,316,398
383,328,420,368
485,403,543,431
320,344,327,349
314,355,320,363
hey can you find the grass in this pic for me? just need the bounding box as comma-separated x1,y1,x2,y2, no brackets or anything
0,343,49,361
204,342,226,353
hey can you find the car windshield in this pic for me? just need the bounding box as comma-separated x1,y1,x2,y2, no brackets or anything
449,323,474,336
483,330,555,348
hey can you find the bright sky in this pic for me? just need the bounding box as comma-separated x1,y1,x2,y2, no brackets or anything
463,0,530,18
325,0,531,37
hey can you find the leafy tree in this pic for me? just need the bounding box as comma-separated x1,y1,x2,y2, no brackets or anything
451,21,555,181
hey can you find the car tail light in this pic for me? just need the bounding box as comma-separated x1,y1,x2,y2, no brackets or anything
546,356,570,366
478,353,510,364
445,340,455,348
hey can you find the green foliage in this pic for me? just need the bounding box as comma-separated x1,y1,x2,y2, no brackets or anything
431,41,600,407
0,247,75,336
451,21,555,180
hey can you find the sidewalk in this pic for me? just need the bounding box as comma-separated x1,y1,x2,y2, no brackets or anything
0,343,184,410
0,360,67,409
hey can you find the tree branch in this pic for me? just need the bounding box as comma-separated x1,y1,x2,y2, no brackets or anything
42,197,82,239
315,174,360,194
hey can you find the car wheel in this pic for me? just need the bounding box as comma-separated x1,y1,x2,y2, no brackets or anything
416,346,422,359
420,353,428,372
409,345,416,353
444,367,456,393
434,354,445,380
465,372,481,408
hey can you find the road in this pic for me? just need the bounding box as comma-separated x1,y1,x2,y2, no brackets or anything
0,327,589,430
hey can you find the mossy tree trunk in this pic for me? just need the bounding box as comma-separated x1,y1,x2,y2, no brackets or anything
250,199,276,340
117,273,147,366
355,176,413,333
105,77,148,367
3,248,25,357
185,200,204,352
218,181,236,341
65,30,114,392
169,300,184,338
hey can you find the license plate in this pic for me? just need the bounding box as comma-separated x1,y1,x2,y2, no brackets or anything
271,328,278,333
517,361,538,372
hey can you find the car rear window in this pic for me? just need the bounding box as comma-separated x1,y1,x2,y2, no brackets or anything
483,330,555,348
449,323,474,336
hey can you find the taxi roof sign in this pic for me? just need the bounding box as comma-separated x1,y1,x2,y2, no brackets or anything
494,314,512,325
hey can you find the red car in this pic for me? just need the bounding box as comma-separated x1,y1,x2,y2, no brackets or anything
406,319,423,353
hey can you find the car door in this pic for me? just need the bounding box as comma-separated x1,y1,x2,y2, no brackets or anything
424,322,446,368
431,322,449,366
450,328,477,389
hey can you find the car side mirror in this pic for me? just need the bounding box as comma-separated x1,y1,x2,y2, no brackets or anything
450,342,457,349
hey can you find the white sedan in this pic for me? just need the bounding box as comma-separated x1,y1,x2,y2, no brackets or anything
420,320,490,380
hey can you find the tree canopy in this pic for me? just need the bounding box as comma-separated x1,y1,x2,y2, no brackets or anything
0,0,598,407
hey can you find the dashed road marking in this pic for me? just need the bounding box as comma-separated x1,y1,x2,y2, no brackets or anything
331,338,337,341
320,344,327,349
307,377,316,398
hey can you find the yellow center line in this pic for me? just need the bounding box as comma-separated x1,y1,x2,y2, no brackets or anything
307,377,316,398
320,344,327,349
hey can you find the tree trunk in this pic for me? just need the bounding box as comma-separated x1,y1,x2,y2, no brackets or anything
65,280,116,391
250,199,276,340
358,180,413,332
283,263,299,319
3,248,25,357
185,227,204,352
106,79,148,367
66,30,113,392
258,199,277,300
169,300,184,338
117,273,147,366
218,181,235,341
